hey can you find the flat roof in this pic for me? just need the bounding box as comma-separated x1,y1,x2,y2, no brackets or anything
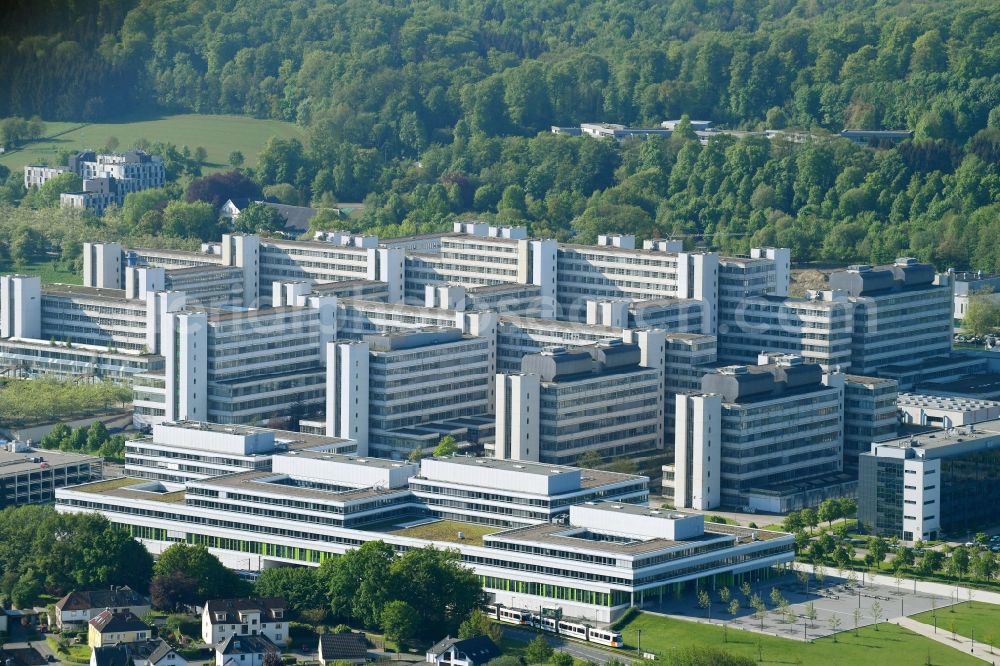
195,470,407,503
499,315,623,336
0,448,100,476
845,374,898,387
156,421,352,450
918,373,1000,397
898,392,1000,410
263,237,367,251
42,283,131,301
385,519,500,546
877,355,979,375
132,247,214,260
67,477,186,503
167,264,241,276
876,419,1000,450
207,305,303,322
467,283,541,294
281,450,410,469
421,457,644,490
485,521,717,556
3,337,156,358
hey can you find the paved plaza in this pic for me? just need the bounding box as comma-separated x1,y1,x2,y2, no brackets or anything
644,570,968,641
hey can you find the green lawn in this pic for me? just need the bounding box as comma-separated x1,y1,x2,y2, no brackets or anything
0,259,80,284
46,636,91,664
615,611,981,665
0,114,305,173
912,602,1000,647
388,519,500,546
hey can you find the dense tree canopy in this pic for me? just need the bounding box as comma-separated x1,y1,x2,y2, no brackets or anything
2,1,1000,270
0,505,153,608
153,543,250,601
320,541,483,641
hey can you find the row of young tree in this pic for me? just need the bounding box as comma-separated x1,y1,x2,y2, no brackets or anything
792,524,1000,586
782,498,858,533
0,379,131,428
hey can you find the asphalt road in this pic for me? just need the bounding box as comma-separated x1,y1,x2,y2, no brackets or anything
503,627,635,664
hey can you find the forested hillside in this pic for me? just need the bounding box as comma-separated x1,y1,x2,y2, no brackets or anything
2,0,1000,268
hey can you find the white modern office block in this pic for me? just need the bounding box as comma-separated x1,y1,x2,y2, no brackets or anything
672,393,722,510
271,280,312,307
643,239,684,252
125,266,165,300
83,242,123,289
830,259,954,375
677,252,719,334
367,247,405,303
570,502,704,541
718,291,854,371
421,456,584,495
162,311,208,422
40,285,150,351
671,357,845,511
0,274,41,339
153,421,275,455
145,290,186,354
597,234,636,249
425,284,466,311
325,341,370,454
586,299,629,328
528,239,557,319
272,451,415,488
750,247,790,297
495,373,541,462
221,234,260,308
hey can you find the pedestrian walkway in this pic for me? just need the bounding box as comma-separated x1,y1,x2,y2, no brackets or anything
896,616,997,664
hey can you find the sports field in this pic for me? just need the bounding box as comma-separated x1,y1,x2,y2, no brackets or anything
0,114,305,173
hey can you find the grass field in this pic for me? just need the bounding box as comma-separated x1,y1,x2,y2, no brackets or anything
0,114,305,173
46,636,91,664
389,519,500,546
0,258,81,284
615,611,981,665
912,602,1000,647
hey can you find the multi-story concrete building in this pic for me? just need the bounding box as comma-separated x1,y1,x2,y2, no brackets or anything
125,421,354,483
897,393,1000,428
858,420,1000,541
326,328,493,458
409,456,648,528
951,270,1000,323
57,454,794,623
158,301,334,427
717,291,854,371
26,150,165,215
667,355,847,512
829,259,954,375
843,375,899,474
495,339,664,466
0,443,102,508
